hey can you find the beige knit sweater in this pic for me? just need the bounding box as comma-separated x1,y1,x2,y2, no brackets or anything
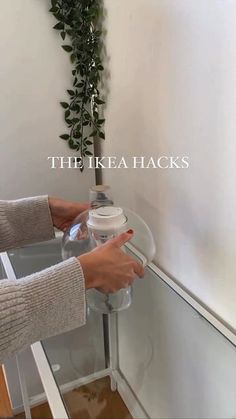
0,196,86,364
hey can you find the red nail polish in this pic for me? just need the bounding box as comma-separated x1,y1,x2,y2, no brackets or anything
127,229,133,234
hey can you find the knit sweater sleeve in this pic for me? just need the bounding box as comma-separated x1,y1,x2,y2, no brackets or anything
0,196,55,252
0,196,86,364
0,257,86,364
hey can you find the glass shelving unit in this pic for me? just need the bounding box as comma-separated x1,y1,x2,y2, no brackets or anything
1,237,236,419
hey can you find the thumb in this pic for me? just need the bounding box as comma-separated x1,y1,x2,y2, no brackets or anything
109,229,134,248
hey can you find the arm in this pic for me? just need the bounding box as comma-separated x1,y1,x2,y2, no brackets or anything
0,225,144,364
0,257,85,364
0,196,55,252
0,195,88,363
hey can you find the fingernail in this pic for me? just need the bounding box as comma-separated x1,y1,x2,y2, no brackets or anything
127,229,133,234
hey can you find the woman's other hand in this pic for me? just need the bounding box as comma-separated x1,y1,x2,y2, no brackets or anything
48,197,90,232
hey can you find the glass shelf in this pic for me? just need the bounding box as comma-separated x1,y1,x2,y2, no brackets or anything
0,257,6,280
2,238,236,419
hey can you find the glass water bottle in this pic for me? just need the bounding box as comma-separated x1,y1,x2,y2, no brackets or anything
62,188,156,314
86,206,132,313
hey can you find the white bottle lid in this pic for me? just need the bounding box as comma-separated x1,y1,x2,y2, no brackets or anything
87,206,127,232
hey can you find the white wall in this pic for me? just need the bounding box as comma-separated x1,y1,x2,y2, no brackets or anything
102,0,236,331
0,0,94,201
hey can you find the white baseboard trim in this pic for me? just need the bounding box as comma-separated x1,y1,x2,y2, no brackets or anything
112,370,148,419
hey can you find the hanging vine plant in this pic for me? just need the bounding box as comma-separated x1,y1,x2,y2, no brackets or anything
49,0,105,167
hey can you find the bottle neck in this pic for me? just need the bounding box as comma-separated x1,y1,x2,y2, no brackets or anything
90,230,119,246
91,198,114,209
89,186,114,208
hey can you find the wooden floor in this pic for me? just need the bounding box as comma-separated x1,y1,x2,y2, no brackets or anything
16,377,132,419
0,365,13,418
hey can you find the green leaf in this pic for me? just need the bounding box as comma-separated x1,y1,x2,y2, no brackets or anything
70,104,80,112
49,7,58,13
85,140,93,145
60,102,69,109
67,89,74,96
53,22,64,30
97,118,105,124
70,54,76,63
62,45,73,53
65,109,70,118
89,130,97,137
95,98,105,105
98,65,104,71
85,150,93,156
99,131,105,139
60,31,66,40
59,134,69,140
69,140,78,149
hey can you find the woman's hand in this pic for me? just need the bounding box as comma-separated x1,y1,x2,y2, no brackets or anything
48,197,90,232
79,230,145,293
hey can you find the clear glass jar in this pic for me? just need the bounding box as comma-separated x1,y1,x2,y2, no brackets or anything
62,203,156,314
